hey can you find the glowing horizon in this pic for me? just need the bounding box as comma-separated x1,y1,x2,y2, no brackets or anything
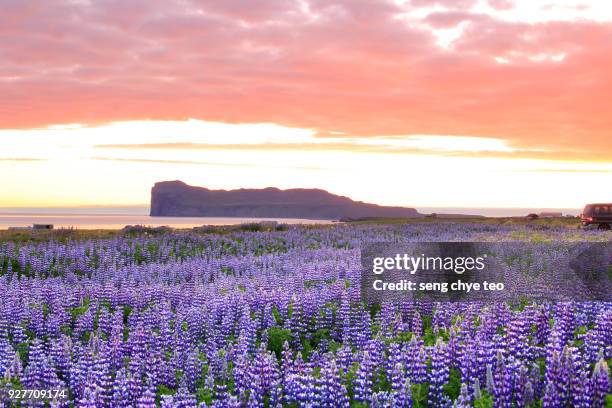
1,119,610,209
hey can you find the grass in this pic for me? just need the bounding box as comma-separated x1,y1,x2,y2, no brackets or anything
0,216,586,243
0,228,119,243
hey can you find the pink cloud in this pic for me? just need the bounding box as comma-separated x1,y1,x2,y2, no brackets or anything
1,0,611,160
410,0,477,10
425,11,486,28
488,0,514,10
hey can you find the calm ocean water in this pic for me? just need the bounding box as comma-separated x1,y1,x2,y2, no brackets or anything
0,208,331,230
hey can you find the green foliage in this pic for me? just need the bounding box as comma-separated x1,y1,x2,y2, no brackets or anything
71,298,90,322
238,223,265,232
0,376,22,387
158,384,175,395
15,342,29,366
123,305,132,324
574,325,588,347
61,325,72,337
327,339,341,353
267,327,293,359
444,368,462,401
535,358,546,378
271,306,284,325
287,302,293,320
509,296,531,311
373,366,391,393
474,390,494,408
196,387,213,405
386,331,415,345
311,328,332,347
343,361,361,400
423,327,449,346
304,278,337,289
369,303,382,318
411,383,430,407
422,315,432,331
302,337,314,360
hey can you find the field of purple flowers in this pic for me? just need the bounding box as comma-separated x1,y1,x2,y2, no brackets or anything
0,223,610,407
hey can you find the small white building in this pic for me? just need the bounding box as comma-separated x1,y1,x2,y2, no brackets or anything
539,212,562,218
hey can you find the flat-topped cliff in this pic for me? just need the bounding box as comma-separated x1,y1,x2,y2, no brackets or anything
150,181,422,219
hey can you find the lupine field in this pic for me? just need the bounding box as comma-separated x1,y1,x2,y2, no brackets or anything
0,223,610,407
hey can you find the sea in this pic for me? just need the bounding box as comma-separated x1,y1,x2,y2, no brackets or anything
0,206,581,230
0,207,331,230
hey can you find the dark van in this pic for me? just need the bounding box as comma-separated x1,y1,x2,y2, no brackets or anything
580,204,612,230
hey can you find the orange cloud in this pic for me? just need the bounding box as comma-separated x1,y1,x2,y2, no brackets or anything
1,1,612,161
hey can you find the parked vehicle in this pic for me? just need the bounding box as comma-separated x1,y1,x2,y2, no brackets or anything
580,203,612,230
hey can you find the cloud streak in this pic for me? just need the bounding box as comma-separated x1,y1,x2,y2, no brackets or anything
522,168,612,173
0,157,46,161
90,156,327,170
94,141,612,162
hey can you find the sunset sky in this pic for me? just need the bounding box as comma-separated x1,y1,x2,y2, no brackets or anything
1,0,611,209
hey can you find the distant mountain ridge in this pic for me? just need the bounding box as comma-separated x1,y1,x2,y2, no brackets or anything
150,181,422,219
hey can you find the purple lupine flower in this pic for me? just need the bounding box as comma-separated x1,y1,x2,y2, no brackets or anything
0,339,14,376
446,329,459,369
335,345,353,377
528,362,543,401
492,352,512,408
411,310,422,337
474,336,496,386
183,347,202,392
387,342,402,374
592,358,610,408
390,362,412,408
458,337,477,387
404,336,427,384
339,295,352,344
23,339,47,389
542,380,562,408
485,364,495,395
247,344,275,405
318,358,350,408
268,376,284,408
77,385,99,408
520,381,535,407
112,367,142,407
137,385,157,408
174,377,198,408
354,351,374,405
453,383,471,408
428,338,451,408
473,378,482,401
